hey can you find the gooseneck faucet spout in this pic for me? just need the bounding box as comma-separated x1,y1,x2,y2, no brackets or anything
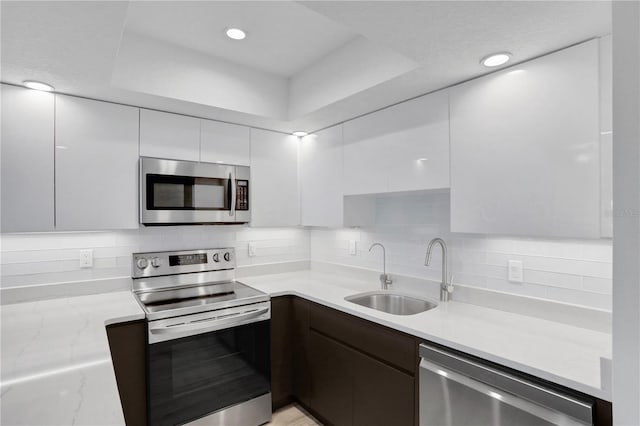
425,238,452,302
369,243,393,290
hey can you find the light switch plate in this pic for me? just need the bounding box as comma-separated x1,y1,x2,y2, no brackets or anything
79,249,93,268
349,240,357,256
508,260,524,283
248,242,257,257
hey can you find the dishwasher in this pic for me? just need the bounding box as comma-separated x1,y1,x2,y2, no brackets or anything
419,344,595,426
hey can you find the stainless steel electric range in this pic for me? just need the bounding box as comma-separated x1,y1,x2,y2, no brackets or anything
131,248,271,426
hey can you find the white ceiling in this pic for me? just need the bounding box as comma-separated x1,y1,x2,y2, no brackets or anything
302,1,611,69
0,1,611,134
124,1,356,77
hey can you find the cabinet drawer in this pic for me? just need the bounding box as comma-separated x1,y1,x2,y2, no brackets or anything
309,302,416,373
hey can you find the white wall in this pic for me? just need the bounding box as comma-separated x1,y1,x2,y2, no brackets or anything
611,2,640,424
311,193,613,311
0,227,309,289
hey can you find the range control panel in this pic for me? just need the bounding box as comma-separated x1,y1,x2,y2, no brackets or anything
132,248,235,278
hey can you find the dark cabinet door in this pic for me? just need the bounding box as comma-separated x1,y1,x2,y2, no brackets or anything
309,330,354,426
292,297,311,407
270,296,417,426
271,297,293,409
352,350,415,426
106,320,147,426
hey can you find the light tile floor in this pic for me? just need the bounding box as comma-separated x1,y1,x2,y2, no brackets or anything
266,404,323,426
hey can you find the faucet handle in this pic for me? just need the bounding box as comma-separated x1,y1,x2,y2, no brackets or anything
379,273,392,289
446,273,455,293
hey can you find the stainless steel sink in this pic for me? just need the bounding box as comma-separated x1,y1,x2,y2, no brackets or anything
345,291,438,316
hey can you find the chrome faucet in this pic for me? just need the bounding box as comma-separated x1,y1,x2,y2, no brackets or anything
425,238,453,302
369,243,392,290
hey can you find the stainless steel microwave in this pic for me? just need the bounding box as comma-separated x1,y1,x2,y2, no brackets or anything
140,157,250,225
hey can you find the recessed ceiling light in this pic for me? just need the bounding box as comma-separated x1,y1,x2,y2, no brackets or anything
292,131,308,137
23,80,54,91
226,28,246,40
481,52,511,68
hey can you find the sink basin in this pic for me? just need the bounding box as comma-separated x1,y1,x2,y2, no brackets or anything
345,291,438,316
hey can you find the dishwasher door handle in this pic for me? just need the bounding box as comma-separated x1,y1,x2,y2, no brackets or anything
420,359,589,426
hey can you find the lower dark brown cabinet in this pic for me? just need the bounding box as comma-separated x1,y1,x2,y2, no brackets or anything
269,296,612,426
309,330,354,426
271,296,418,426
352,349,414,426
292,296,312,407
106,320,147,426
270,296,294,408
106,296,612,426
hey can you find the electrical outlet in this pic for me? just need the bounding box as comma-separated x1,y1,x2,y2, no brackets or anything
79,249,93,268
508,260,524,283
349,240,357,256
248,242,257,257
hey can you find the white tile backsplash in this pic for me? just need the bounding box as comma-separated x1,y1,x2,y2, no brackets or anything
310,193,613,311
1,195,612,311
0,226,310,288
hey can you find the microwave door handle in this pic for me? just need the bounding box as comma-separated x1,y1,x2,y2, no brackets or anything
229,171,236,218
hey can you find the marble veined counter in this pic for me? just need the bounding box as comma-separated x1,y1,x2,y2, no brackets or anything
241,270,613,402
0,269,612,425
1,291,144,426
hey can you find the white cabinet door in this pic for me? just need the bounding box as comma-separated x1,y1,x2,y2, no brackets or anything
140,109,200,161
450,39,600,238
55,95,139,230
201,119,250,165
300,125,344,227
1,84,54,232
250,129,300,227
343,89,450,195
599,35,613,238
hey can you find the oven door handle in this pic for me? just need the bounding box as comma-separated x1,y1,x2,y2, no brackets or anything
149,307,269,336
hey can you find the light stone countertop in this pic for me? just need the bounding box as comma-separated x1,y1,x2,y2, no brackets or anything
1,291,144,426
0,269,612,425
240,270,613,402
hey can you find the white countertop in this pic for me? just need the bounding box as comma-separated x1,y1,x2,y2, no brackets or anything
1,291,144,426
240,270,612,402
0,269,612,425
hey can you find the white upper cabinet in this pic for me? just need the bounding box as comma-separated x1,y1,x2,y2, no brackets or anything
300,125,344,227
599,35,613,238
449,39,601,238
1,84,54,232
55,95,139,230
201,119,250,165
140,109,200,161
343,89,450,195
250,129,300,227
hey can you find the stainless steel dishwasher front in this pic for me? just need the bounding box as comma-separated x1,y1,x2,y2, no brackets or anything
419,344,594,426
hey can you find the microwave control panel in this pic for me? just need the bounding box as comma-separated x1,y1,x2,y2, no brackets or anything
236,180,249,211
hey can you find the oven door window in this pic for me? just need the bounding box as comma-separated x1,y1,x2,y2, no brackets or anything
147,320,270,426
147,174,230,211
